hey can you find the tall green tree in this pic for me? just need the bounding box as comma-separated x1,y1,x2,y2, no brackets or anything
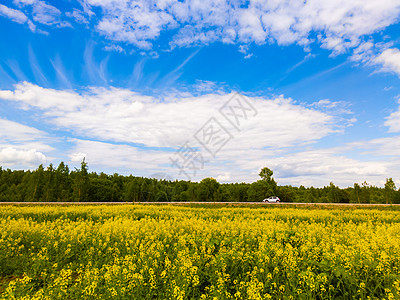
54,162,72,201
198,178,220,202
353,183,361,203
385,178,396,204
72,159,89,202
28,165,45,202
43,164,56,202
259,167,273,182
328,182,339,203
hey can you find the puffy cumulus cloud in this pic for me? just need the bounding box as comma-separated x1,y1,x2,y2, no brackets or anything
84,0,400,54
0,118,53,169
351,42,400,78
0,147,46,167
0,83,339,150
375,48,400,76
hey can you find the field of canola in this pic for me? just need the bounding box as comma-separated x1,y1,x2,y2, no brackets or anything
1,204,400,299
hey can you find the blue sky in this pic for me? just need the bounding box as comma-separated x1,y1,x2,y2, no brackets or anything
0,0,400,187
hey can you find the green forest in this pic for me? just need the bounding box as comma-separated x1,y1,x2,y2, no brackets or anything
0,161,399,203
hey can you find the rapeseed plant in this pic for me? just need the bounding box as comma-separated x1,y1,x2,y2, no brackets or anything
0,204,400,299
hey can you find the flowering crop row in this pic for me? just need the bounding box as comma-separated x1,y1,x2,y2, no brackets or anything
1,204,400,299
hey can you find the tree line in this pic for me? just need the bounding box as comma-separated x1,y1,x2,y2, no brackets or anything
0,162,399,203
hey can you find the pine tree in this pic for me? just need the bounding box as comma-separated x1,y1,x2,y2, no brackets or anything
72,159,89,202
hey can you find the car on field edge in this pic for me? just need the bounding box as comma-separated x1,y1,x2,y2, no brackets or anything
263,196,280,203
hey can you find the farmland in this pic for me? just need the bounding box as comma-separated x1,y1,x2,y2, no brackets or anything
1,204,400,299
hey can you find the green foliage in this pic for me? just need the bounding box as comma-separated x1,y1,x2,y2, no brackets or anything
385,178,397,204
259,167,273,182
0,164,398,203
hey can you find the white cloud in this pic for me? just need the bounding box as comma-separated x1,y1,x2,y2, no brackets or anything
103,44,125,53
3,0,400,77
13,0,71,28
351,43,400,78
93,0,177,49
0,82,83,111
74,0,400,77
67,136,400,188
2,83,399,187
268,149,388,187
65,8,89,24
375,48,400,76
385,99,400,132
0,118,49,148
0,147,46,167
0,83,338,150
84,0,400,55
0,3,36,32
216,172,231,182
0,4,27,23
191,80,228,94
31,1,62,25
3,82,380,186
0,118,51,167
70,152,87,163
349,135,400,157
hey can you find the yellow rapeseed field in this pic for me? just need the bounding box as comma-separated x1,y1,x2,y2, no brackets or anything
1,204,400,299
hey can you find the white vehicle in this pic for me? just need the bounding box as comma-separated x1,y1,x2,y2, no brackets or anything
263,196,280,203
